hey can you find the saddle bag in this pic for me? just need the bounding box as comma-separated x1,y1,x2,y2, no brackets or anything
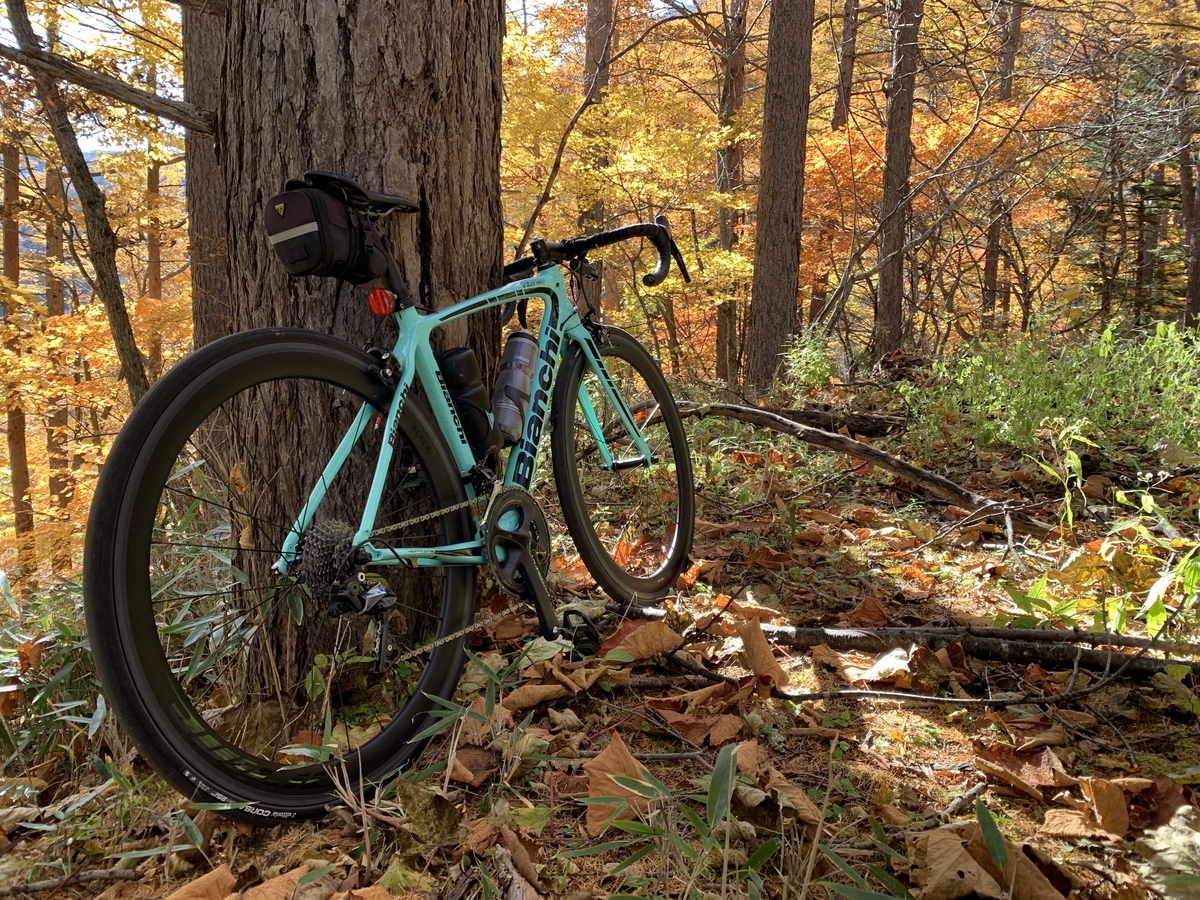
263,186,388,284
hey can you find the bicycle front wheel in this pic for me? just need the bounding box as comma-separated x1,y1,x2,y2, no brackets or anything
551,327,694,603
84,329,474,821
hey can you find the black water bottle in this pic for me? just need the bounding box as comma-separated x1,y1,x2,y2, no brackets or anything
436,347,501,460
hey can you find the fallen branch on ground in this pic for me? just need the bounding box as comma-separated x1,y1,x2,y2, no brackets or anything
763,406,905,438
760,623,1199,678
0,870,140,897
678,402,1055,538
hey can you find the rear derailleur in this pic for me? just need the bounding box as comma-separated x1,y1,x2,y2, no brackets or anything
327,571,400,675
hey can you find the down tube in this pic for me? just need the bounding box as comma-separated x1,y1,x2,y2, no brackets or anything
564,323,656,465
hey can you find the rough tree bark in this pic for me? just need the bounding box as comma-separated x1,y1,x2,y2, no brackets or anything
6,0,150,402
873,0,922,358
182,8,227,348
745,0,815,393
830,0,859,130
191,0,504,693
214,1,502,359
715,0,747,385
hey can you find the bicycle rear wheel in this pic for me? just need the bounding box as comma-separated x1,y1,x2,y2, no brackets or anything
84,329,474,821
551,327,694,604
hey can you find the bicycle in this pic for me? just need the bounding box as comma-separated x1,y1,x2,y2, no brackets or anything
83,171,695,822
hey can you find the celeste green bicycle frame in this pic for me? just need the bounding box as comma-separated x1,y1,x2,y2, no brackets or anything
275,265,656,574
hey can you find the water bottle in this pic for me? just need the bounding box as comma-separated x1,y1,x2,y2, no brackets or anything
491,330,537,446
436,347,501,460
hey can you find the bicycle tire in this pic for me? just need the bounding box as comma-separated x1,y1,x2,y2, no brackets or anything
84,328,474,821
550,327,695,603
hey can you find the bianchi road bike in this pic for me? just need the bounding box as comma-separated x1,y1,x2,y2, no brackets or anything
83,171,695,821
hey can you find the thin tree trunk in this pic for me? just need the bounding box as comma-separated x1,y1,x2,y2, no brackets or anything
745,0,815,393
7,0,150,403
873,0,923,358
830,0,859,130
1173,46,1200,329
1135,164,1165,325
3,143,34,571
578,0,613,239
715,0,747,385
44,165,70,570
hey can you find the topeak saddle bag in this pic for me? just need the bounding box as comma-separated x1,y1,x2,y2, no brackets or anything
263,182,388,284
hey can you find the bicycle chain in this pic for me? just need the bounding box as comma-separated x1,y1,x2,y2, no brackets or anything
369,488,518,663
369,495,488,540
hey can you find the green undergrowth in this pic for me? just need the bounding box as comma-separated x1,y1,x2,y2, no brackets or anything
903,323,1200,461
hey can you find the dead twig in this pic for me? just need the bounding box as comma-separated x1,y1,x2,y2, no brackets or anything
0,870,141,897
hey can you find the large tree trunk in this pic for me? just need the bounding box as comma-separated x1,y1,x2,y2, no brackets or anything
744,0,815,393
715,0,747,385
873,0,922,358
830,0,859,130
196,0,503,695
216,2,502,355
3,142,33,573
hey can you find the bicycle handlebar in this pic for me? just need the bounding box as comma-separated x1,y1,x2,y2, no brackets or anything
503,215,690,287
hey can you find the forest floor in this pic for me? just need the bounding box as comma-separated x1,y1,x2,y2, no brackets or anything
2,381,1199,900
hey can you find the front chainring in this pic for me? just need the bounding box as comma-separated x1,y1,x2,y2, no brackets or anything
484,486,551,597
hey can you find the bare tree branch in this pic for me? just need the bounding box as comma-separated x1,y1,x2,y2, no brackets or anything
0,41,215,134
6,0,151,402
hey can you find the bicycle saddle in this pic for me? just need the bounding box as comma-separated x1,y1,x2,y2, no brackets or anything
287,170,419,215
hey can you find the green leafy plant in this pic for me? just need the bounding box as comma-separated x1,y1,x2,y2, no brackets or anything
561,745,781,900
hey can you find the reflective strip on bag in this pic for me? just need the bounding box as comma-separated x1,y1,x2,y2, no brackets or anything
267,222,320,245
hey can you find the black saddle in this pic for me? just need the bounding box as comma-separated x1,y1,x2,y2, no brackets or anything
286,170,419,215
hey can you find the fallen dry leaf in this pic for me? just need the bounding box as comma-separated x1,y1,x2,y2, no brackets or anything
907,825,1004,900
843,596,889,627
974,744,1075,800
582,732,652,836
762,767,821,825
1017,723,1069,752
461,696,514,746
659,709,742,746
500,824,542,891
330,888,397,900
736,619,788,689
242,867,308,900
502,683,570,711
1082,778,1129,839
1040,808,1106,839
736,739,768,775
611,621,684,660
449,746,499,787
964,829,1068,900
462,817,501,854
164,865,237,900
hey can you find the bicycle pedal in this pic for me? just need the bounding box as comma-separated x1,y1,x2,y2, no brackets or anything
561,609,601,657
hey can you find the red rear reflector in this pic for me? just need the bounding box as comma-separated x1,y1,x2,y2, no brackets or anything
368,288,395,316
